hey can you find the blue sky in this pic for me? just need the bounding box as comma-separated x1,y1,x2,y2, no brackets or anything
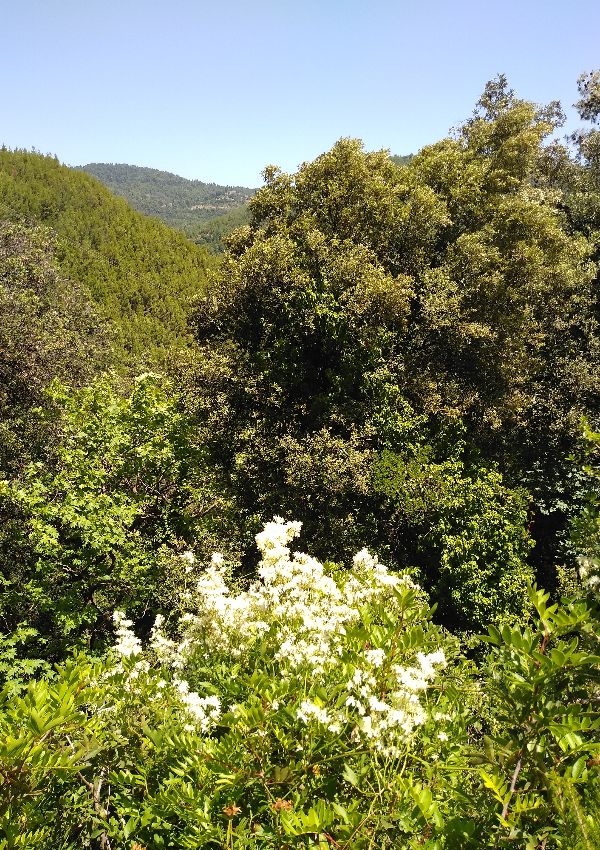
2,0,599,187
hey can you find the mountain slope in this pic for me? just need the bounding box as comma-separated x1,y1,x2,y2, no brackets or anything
78,162,256,235
187,203,252,252
0,149,218,364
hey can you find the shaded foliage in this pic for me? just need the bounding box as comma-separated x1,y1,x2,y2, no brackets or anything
0,219,110,473
0,376,235,666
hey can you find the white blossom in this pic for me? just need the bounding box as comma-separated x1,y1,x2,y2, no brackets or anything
110,517,448,755
173,678,221,733
296,699,332,726
112,611,142,658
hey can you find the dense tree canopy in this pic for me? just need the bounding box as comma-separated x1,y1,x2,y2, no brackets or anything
0,220,110,472
187,78,599,619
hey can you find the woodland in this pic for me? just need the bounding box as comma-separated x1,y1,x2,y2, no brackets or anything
78,163,255,250
0,74,599,849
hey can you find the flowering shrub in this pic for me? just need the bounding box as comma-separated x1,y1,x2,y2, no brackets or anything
100,518,463,847
134,517,448,760
1,519,598,849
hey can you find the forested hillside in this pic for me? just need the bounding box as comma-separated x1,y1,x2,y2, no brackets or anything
188,202,253,251
0,149,217,363
1,75,599,849
79,162,255,237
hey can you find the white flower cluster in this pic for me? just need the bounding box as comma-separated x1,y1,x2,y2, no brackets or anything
149,613,178,662
152,518,415,673
145,517,445,752
578,556,600,591
113,518,446,750
112,612,220,733
113,611,142,658
297,698,340,733
173,679,221,733
295,647,446,757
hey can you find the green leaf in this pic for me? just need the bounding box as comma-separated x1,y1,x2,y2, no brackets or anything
342,764,360,787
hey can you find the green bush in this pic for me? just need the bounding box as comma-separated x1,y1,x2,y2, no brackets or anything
1,521,597,848
0,374,233,666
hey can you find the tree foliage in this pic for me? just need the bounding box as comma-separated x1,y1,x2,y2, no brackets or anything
0,219,111,473
0,375,233,666
187,77,599,621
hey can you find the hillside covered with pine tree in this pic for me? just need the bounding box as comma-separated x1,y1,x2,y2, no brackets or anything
0,148,218,364
79,162,255,240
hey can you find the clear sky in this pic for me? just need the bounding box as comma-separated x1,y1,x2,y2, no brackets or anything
2,0,598,187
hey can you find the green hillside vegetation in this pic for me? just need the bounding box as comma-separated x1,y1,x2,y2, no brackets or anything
79,162,256,235
0,149,218,363
1,74,599,848
390,152,414,166
81,161,410,253
188,202,252,251
0,219,111,472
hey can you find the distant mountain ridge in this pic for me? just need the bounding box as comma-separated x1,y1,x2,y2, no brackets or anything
77,163,256,236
